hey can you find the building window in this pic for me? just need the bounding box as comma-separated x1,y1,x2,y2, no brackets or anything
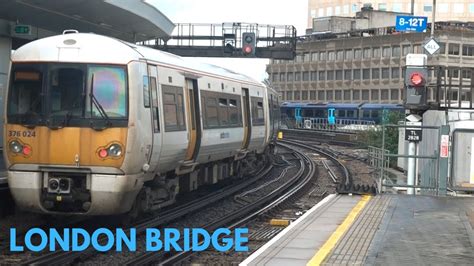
470,4,474,13
280,73,285,81
382,46,390,57
327,70,335,80
462,69,472,79
392,46,401,57
381,90,389,100
318,91,325,101
319,71,325,81
391,89,399,101
272,73,278,82
402,45,411,56
302,91,308,100
318,8,324,17
393,3,402,12
363,48,371,59
326,7,333,16
294,91,300,100
391,67,400,79
373,47,381,58
462,45,474,56
286,91,292,100
310,91,316,100
328,51,336,60
372,68,380,79
378,3,387,11
439,42,446,54
354,69,361,80
447,69,459,78
303,53,310,62
453,3,464,13
354,49,362,59
439,3,448,13
343,90,351,101
448,43,460,55
326,90,334,101
362,90,369,100
319,51,326,61
303,72,310,81
344,69,352,80
295,72,301,81
423,4,432,12
382,68,390,79
335,6,341,15
343,5,349,14
335,90,342,101
352,90,359,101
371,90,379,101
311,52,318,61
336,50,344,61
352,4,358,12
413,44,422,53
345,49,353,60
311,71,318,81
287,72,294,81
336,70,343,80
363,69,370,80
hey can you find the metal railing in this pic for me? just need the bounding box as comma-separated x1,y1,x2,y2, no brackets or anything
289,117,375,133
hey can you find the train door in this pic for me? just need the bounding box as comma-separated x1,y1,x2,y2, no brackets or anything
241,88,251,149
328,108,336,125
184,78,201,161
147,65,162,171
270,94,275,138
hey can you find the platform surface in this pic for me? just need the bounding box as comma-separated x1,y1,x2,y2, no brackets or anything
241,194,474,266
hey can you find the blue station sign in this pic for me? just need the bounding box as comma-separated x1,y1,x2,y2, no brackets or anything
395,16,428,32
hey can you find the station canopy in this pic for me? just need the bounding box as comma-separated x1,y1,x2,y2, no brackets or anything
0,0,175,42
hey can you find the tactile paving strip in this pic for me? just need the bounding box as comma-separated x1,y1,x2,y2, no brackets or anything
323,195,392,265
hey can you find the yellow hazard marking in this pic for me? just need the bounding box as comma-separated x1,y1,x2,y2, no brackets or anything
269,219,290,226
277,131,283,140
307,195,372,266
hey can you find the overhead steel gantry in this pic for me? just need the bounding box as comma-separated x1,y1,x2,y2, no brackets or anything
140,23,297,60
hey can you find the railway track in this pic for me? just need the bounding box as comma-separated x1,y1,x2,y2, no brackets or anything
142,142,316,265
21,162,275,265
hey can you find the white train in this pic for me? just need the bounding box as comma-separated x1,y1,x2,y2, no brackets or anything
4,32,280,215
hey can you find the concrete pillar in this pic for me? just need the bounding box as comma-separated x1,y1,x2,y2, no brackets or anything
0,36,11,149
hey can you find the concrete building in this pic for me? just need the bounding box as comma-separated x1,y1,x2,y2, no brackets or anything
308,0,474,28
267,22,474,104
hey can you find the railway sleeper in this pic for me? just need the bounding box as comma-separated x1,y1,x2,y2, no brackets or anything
336,182,377,195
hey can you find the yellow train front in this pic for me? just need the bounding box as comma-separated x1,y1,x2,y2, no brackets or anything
4,32,280,215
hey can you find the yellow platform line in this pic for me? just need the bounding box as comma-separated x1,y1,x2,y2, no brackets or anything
307,195,372,266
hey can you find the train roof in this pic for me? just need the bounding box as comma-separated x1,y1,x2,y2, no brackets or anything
11,32,262,86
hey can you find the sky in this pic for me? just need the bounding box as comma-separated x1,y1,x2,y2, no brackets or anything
146,0,308,82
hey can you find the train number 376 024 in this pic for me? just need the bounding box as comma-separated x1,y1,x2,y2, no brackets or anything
9,130,36,138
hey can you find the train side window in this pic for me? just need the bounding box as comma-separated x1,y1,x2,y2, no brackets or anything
371,110,379,118
143,76,150,108
251,98,265,126
347,110,354,118
162,85,186,132
206,97,219,128
228,98,240,126
363,110,370,118
218,98,229,125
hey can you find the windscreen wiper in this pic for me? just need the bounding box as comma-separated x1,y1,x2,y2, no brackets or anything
89,74,111,130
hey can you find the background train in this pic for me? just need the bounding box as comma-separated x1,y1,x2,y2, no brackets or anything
5,32,280,216
281,102,404,125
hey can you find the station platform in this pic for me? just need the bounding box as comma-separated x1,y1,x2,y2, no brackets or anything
241,194,474,265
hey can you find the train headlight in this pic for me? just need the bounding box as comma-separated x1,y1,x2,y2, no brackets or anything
9,140,23,153
108,144,122,157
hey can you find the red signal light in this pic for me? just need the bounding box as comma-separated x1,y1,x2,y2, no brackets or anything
243,45,253,55
410,73,424,86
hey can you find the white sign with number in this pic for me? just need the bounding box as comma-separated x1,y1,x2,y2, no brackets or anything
424,38,440,55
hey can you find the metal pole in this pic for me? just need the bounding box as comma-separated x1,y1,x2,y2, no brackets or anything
407,141,416,195
411,0,415,15
431,0,436,37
